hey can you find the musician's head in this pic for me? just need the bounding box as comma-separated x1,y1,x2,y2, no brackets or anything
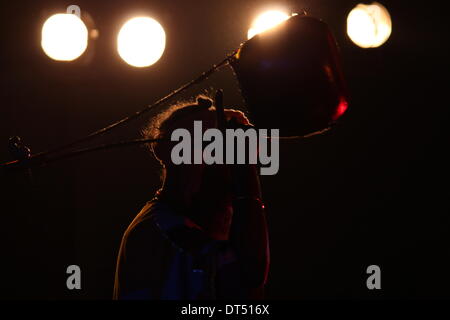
143,95,249,234
144,95,214,186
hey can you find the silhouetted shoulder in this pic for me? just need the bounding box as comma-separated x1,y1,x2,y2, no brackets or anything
114,201,175,299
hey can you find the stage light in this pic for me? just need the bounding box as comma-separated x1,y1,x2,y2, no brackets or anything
347,2,392,48
41,14,88,61
117,17,166,68
248,10,290,39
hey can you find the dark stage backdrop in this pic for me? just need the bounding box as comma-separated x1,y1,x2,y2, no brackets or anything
1,0,449,299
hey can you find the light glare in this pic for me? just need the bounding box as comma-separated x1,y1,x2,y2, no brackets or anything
41,14,88,61
248,10,290,39
117,17,166,68
347,2,392,48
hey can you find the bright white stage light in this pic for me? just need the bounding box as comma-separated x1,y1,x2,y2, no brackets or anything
117,17,166,68
248,10,290,39
41,14,88,61
347,2,392,48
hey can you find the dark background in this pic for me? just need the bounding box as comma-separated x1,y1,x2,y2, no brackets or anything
1,0,449,299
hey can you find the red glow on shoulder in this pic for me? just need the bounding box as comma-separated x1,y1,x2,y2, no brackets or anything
333,97,348,121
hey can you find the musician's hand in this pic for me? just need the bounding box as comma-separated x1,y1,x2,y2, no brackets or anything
223,110,261,199
223,109,252,127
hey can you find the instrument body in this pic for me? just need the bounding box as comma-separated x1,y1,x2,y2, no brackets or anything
230,15,349,137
